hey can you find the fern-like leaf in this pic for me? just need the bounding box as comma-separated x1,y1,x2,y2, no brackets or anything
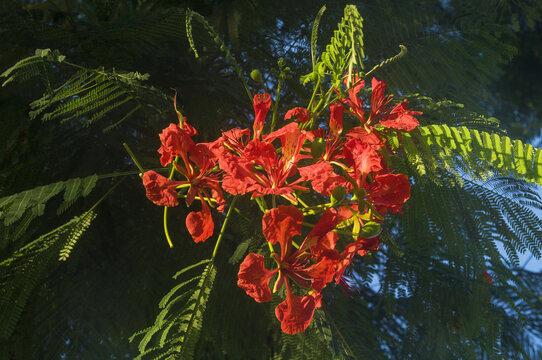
0,209,98,338
132,260,217,360
389,124,542,185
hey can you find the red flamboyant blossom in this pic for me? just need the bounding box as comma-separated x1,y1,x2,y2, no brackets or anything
220,124,308,203
172,140,225,243
147,118,226,243
340,76,421,143
238,206,341,334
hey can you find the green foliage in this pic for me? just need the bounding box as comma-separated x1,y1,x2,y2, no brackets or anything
1,50,167,131
131,259,217,360
390,124,542,185
303,5,365,87
0,1,541,359
0,209,97,339
1,48,65,88
185,9,253,102
0,175,98,246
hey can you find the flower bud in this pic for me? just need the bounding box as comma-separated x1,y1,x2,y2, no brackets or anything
330,186,347,206
311,138,325,160
359,221,381,239
251,69,263,83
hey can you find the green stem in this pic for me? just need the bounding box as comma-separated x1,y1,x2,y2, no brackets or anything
211,196,238,261
270,71,286,133
364,45,407,80
163,206,173,248
162,157,180,248
122,142,144,174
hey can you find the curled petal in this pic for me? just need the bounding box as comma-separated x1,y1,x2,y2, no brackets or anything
301,208,341,252
237,254,277,303
186,201,214,243
253,93,272,139
284,107,309,123
275,285,318,335
262,206,303,256
142,171,180,207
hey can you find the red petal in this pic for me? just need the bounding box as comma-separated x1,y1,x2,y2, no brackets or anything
237,253,277,303
264,122,299,143
253,93,272,139
300,208,341,252
186,201,214,243
142,171,180,207
346,126,384,149
243,139,278,169
366,173,411,213
158,123,196,166
298,162,351,197
329,102,344,136
262,206,303,256
356,236,380,256
275,284,318,334
380,100,421,131
343,139,384,178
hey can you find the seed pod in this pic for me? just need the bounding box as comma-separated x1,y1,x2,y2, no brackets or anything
250,69,263,83
359,221,381,239
331,186,347,206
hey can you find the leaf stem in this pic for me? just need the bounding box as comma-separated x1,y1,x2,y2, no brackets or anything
122,142,144,174
211,196,238,261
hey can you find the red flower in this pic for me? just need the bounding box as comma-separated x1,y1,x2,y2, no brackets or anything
253,93,272,140
158,123,197,166
284,107,309,123
339,76,421,134
220,126,308,203
237,206,341,334
142,171,181,207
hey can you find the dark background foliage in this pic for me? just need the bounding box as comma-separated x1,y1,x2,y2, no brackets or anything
1,0,541,359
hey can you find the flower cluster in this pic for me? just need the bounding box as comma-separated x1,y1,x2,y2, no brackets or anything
141,76,421,334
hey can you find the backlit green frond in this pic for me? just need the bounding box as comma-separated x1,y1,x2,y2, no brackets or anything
132,260,217,360
389,124,542,185
58,210,98,261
